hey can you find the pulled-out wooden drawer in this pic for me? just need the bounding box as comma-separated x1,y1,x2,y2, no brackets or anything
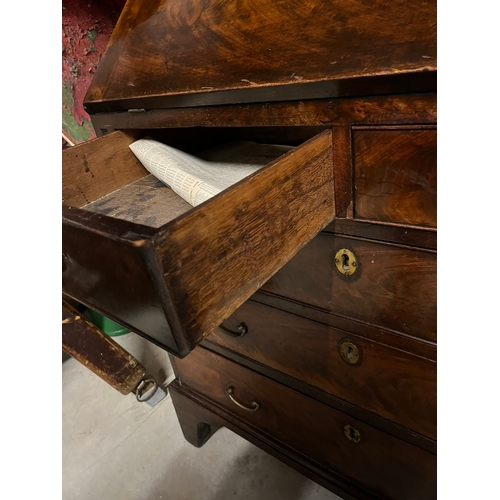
353,127,437,228
172,347,436,500
62,128,334,357
261,231,436,342
207,300,436,440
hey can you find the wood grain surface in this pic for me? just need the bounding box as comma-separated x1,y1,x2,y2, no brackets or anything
85,0,436,111
354,128,437,227
62,130,145,208
261,232,437,342
209,299,436,439
154,131,335,350
62,301,146,394
173,347,437,500
91,93,437,132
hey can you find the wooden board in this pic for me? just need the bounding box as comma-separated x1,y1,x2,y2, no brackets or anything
354,128,437,227
85,0,436,112
84,175,192,228
155,130,335,350
62,130,146,208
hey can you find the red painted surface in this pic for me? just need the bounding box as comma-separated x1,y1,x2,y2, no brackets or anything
62,0,126,144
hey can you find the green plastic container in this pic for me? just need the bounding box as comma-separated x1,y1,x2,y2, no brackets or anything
85,309,130,337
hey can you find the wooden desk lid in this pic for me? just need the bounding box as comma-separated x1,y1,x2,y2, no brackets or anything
85,0,436,113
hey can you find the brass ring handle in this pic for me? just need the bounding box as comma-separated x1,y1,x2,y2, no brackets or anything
226,386,260,412
218,322,248,338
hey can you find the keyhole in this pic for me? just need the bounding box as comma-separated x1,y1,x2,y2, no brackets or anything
342,253,349,270
344,424,361,442
346,345,353,359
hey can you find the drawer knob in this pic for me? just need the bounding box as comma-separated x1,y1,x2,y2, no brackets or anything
334,248,358,276
219,322,248,338
344,424,361,443
339,341,360,365
226,386,260,412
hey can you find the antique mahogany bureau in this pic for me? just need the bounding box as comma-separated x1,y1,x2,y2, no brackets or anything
62,1,437,499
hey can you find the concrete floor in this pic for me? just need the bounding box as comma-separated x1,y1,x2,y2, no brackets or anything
62,332,341,500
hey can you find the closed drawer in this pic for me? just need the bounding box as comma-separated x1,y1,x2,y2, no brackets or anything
208,300,436,440
62,128,334,357
353,127,437,228
173,347,436,500
261,232,436,342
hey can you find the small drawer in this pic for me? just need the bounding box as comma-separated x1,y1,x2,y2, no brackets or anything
209,300,436,440
62,128,334,357
353,127,437,228
261,231,436,342
172,347,436,500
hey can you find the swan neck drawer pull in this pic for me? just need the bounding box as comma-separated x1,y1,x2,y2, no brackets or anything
219,322,248,338
226,386,260,412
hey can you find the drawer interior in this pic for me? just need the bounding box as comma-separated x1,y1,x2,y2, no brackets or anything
62,126,334,356
63,126,327,228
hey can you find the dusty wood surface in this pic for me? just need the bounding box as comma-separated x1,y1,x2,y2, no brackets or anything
85,0,436,112
62,301,146,394
84,175,192,228
63,130,146,208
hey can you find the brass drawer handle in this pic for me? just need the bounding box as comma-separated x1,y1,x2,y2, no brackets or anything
226,386,260,412
218,322,248,338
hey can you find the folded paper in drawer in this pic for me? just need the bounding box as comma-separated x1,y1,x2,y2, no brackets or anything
129,138,293,207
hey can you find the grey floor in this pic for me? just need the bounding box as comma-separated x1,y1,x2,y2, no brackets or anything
62,332,341,500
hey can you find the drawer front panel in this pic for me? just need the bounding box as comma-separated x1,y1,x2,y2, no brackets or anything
261,232,436,342
209,300,436,440
62,221,178,352
173,347,436,500
353,128,437,227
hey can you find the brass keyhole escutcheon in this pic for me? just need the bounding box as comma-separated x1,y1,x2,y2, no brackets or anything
344,424,361,443
339,341,360,365
334,248,357,276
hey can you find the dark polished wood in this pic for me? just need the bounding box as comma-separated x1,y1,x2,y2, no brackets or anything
324,218,437,250
353,127,437,227
250,291,437,361
202,336,436,454
172,347,437,500
207,300,436,440
62,301,146,394
169,386,222,448
85,0,436,112
261,231,437,342
169,382,367,500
